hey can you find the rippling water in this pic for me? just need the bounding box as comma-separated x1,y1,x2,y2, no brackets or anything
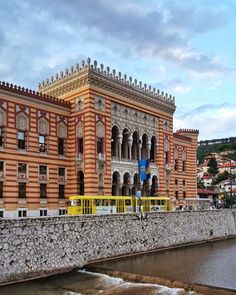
98,238,236,291
0,270,197,295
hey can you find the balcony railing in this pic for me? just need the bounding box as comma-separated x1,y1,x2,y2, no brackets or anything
39,174,48,181
58,175,66,182
0,171,4,178
18,173,27,179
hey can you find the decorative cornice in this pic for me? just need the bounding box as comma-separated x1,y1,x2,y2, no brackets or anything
38,58,176,114
0,81,71,109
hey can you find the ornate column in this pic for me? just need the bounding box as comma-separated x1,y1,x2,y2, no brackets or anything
128,134,133,162
118,133,122,161
147,139,151,159
138,139,142,160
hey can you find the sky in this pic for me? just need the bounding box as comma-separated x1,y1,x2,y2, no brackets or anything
0,0,236,141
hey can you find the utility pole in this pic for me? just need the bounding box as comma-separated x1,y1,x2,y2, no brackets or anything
229,155,232,202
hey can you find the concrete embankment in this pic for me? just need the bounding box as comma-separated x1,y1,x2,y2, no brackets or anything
0,209,236,285
86,266,236,295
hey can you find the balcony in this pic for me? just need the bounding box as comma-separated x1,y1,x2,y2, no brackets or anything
58,176,66,183
39,174,48,181
18,173,27,180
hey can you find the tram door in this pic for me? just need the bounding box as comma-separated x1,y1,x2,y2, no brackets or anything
83,199,92,214
116,200,124,213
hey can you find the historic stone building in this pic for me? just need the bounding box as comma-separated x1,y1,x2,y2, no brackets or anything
0,58,198,218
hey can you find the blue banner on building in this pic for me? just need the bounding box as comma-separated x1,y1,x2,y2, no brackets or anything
139,159,151,181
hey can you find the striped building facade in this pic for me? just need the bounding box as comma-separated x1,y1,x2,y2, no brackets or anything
0,58,198,218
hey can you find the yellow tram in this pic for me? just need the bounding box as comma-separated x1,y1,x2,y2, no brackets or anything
67,195,171,215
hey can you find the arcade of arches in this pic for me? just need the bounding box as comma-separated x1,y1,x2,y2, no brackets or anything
77,125,159,196
111,125,159,197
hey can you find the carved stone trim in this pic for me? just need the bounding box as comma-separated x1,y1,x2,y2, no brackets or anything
39,65,176,114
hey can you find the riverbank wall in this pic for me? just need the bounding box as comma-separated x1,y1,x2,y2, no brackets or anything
0,209,236,285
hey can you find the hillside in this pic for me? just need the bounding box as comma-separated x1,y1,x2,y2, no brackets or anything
197,137,236,163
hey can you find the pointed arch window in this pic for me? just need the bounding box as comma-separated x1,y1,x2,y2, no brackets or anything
96,121,105,155
57,122,67,156
38,117,49,153
16,112,29,150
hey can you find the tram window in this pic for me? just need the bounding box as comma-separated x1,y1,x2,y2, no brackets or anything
157,200,160,205
125,200,131,206
96,199,102,206
151,200,155,205
160,200,165,205
71,199,81,206
111,199,116,206
102,199,108,206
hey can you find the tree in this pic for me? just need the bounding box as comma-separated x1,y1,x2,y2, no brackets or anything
197,178,205,189
212,171,229,185
207,157,219,176
224,193,236,208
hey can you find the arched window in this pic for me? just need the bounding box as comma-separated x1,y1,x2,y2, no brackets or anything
96,121,105,154
150,136,157,163
112,171,120,196
182,150,187,172
141,133,148,160
0,109,6,148
174,146,179,171
38,118,49,153
57,122,67,155
111,125,119,158
131,131,139,160
76,122,84,155
16,112,29,150
121,128,129,159
164,138,169,164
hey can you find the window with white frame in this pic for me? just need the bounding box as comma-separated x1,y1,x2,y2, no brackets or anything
18,209,27,217
0,127,5,148
39,209,47,216
39,135,47,153
59,208,67,215
17,131,27,150
39,165,48,180
18,163,27,179
0,160,4,178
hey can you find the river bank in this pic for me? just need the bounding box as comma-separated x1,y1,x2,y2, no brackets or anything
1,210,236,284
86,237,236,295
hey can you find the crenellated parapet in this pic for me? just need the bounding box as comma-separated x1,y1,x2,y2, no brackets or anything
0,81,71,109
176,128,199,134
38,57,176,114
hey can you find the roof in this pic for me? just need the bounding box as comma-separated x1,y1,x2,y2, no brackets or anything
218,162,236,168
0,81,71,109
197,189,218,195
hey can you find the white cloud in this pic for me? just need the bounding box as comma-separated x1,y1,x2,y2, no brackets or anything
172,85,191,93
174,106,236,140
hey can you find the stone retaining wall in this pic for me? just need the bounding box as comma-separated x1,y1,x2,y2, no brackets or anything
0,209,236,284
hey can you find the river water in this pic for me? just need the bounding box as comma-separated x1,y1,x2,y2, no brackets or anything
1,238,236,295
